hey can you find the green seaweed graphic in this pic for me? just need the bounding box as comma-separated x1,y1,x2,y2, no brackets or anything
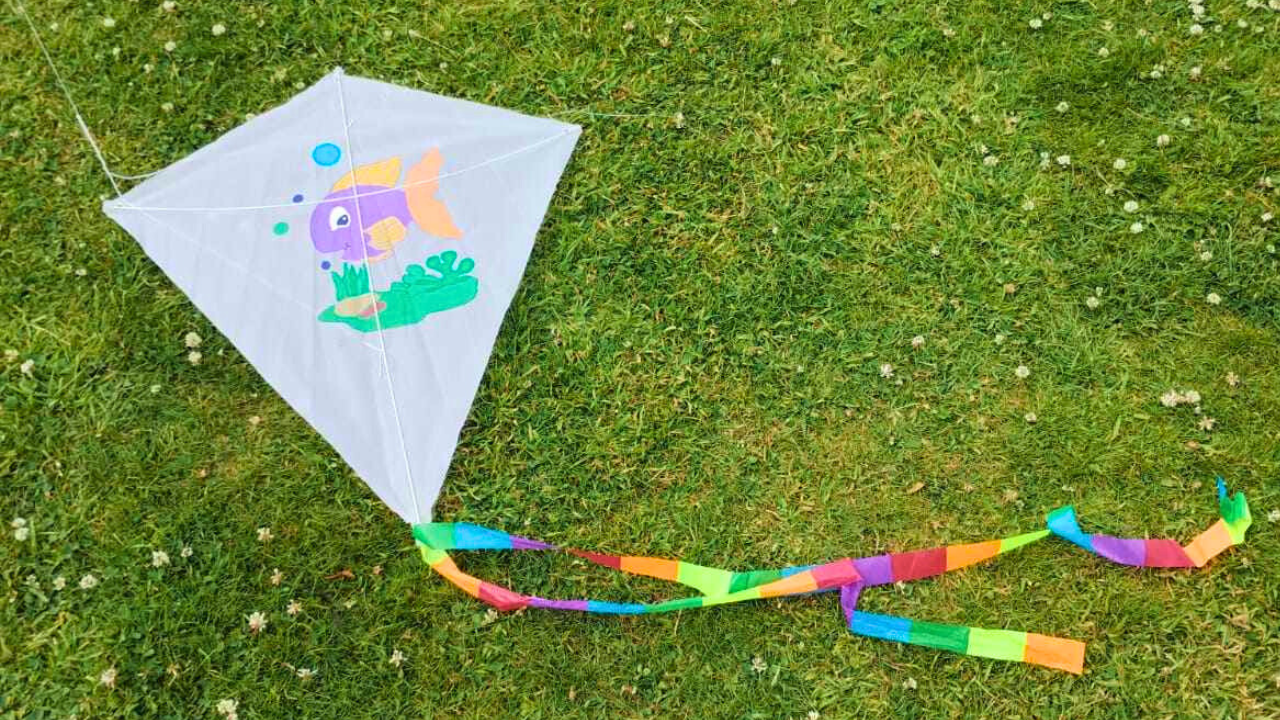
318,251,478,333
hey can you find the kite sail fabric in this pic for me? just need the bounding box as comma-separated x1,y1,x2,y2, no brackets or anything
414,481,1251,674
103,69,581,524
92,64,1253,674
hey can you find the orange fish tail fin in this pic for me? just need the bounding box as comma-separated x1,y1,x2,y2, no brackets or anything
405,149,462,239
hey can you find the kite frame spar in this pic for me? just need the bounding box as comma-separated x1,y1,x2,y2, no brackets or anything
413,480,1250,674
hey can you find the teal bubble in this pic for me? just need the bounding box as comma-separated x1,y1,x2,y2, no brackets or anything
273,221,289,236
311,143,341,166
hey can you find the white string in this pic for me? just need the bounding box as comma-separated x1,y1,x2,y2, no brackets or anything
334,68,423,525
10,0,125,196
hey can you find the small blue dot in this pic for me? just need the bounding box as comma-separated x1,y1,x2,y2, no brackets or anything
320,260,332,270
292,193,304,203
312,143,341,167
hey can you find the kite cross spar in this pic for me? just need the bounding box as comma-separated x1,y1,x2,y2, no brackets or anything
13,0,1253,675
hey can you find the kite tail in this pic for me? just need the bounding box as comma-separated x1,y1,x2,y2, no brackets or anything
414,482,1247,675
1047,478,1251,568
405,148,463,239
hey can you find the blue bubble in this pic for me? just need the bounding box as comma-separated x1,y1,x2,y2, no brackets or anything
292,193,304,203
311,143,341,167
320,260,332,271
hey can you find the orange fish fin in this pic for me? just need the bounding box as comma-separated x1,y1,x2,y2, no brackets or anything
405,149,462,239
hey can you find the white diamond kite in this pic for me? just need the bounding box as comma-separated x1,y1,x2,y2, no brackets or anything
104,69,581,523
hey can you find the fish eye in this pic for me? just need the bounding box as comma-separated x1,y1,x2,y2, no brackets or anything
328,206,351,231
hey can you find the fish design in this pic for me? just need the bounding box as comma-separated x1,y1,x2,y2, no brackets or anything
308,149,462,263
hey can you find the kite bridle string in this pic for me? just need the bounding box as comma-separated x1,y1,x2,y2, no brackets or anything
7,0,165,192
334,69,423,525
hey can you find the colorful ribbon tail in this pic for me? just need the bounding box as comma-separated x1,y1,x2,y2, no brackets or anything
1046,479,1251,568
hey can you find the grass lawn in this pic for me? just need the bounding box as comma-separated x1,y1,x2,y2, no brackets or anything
3,0,1280,717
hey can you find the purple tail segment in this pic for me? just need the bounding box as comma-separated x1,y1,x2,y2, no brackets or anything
414,482,1250,675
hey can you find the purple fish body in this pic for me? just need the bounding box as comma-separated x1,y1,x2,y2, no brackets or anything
309,184,412,262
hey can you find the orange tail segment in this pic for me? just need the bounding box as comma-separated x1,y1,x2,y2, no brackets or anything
405,149,463,239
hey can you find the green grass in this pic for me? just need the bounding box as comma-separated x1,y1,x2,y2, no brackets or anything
3,0,1280,717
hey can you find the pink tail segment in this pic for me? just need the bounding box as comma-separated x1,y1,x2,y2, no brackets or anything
405,149,463,239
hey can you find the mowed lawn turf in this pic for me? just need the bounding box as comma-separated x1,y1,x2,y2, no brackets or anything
3,0,1279,717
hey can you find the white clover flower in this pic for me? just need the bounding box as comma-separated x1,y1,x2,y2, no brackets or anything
1199,250,1213,261
1113,158,1127,170
1189,23,1204,35
1191,4,1206,16
52,575,66,590
187,351,202,365
1042,11,1053,19
911,335,925,349
1098,47,1110,57
1184,390,1201,404
1198,416,1216,431
1056,155,1071,166
151,550,171,567
247,611,268,633
287,599,303,615
1025,412,1038,424
1102,20,1114,31
1179,117,1192,128
257,526,273,542
879,363,894,379
99,667,117,688
102,17,116,28
751,656,769,673
1086,296,1100,309
180,545,193,558
770,57,781,67
211,23,227,36
389,649,406,667
903,676,918,690
162,0,177,10
296,667,315,680
1189,66,1202,79
1029,18,1043,29
1015,365,1031,379
1237,19,1250,28
270,568,284,585
1160,390,1181,407
1138,28,1149,37
80,574,99,589
1130,222,1145,233
20,359,34,376
1156,134,1171,147
994,333,1006,344
13,525,30,541
983,155,999,166
1022,199,1036,211
216,699,239,720
1206,292,1221,305
1262,212,1274,222
1124,200,1139,213
1055,101,1069,113
164,40,177,52
11,517,25,529
161,102,174,112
